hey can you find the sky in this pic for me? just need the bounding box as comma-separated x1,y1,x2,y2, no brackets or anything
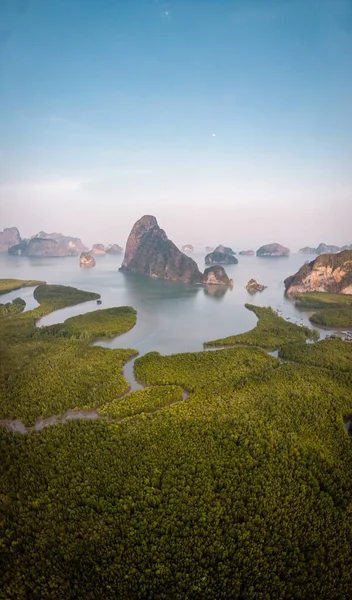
0,0,351,251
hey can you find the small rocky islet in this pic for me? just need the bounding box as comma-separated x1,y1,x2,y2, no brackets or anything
79,251,96,268
246,278,267,293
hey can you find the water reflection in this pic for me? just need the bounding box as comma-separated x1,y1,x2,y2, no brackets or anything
203,284,229,301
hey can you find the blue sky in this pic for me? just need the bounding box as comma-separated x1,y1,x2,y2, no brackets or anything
0,0,351,249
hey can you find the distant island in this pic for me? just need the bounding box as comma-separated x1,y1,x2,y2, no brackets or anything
8,231,88,257
92,244,106,255
205,249,238,265
239,249,255,256
299,242,352,255
106,244,123,255
182,244,194,253
256,243,290,257
285,249,352,295
4,228,124,259
119,215,232,285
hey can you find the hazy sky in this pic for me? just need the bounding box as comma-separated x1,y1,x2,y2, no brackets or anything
0,0,351,250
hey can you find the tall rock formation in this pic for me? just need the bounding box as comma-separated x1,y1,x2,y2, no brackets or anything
285,250,352,295
120,216,203,283
120,215,233,285
256,243,290,257
0,227,21,252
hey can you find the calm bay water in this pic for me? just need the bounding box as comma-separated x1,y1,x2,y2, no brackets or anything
0,252,330,356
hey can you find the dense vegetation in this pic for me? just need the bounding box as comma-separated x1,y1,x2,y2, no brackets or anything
33,283,100,311
0,282,137,425
38,306,137,342
295,292,352,309
0,278,44,295
295,292,352,327
0,339,137,425
1,284,352,598
135,346,277,393
204,304,318,349
310,307,352,327
98,385,184,419
0,297,25,318
279,338,352,375
1,360,352,599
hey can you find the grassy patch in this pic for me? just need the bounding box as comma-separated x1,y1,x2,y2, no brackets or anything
98,385,184,418
0,278,45,295
204,304,318,349
295,292,352,309
294,293,352,327
33,283,100,310
310,307,352,327
37,306,137,342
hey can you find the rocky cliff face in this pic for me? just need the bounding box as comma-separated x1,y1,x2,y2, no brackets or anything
0,227,21,252
92,244,106,255
203,266,233,286
120,215,233,285
256,243,290,257
285,250,352,295
106,244,123,255
8,232,87,257
205,250,238,265
120,216,203,283
79,252,96,268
